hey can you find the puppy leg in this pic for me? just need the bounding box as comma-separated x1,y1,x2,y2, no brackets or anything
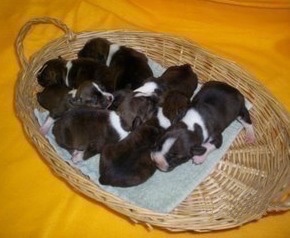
192,134,222,165
192,143,216,165
72,150,85,164
238,106,255,144
40,116,55,135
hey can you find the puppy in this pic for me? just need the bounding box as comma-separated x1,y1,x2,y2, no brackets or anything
133,64,198,102
78,37,153,90
37,80,115,134
37,85,76,135
99,119,162,187
37,57,115,92
116,91,159,131
71,80,114,109
52,108,130,163
151,81,255,172
160,90,190,125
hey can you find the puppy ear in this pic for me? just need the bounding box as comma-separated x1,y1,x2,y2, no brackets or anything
190,146,206,156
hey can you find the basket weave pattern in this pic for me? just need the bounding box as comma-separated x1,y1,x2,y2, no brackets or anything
15,17,290,232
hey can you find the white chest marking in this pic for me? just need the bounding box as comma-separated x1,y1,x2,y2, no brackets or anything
157,107,171,129
133,82,158,97
181,108,208,141
109,111,129,140
92,83,114,99
160,138,177,155
106,44,120,66
65,61,73,87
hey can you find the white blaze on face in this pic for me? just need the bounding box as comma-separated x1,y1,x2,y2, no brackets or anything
151,137,176,171
157,107,171,129
133,82,158,97
109,111,129,140
181,108,208,141
65,61,73,87
92,82,114,100
106,44,120,66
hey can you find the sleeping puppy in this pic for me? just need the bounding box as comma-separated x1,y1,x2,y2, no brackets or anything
151,81,256,172
116,91,159,131
133,64,198,102
71,80,114,109
99,119,162,187
37,57,115,92
160,90,190,125
52,107,130,163
37,81,114,134
78,37,153,90
37,85,76,135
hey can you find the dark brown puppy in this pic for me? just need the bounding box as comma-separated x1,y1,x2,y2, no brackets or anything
116,91,159,131
99,118,162,187
52,108,130,163
78,37,153,90
37,80,115,134
37,85,75,134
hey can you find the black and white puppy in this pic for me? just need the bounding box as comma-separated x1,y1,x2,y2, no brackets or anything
52,108,130,163
151,81,255,172
99,119,162,187
37,57,115,91
133,64,198,101
78,37,153,90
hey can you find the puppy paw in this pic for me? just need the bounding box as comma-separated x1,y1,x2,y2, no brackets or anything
40,125,49,135
245,125,256,144
72,150,84,164
192,155,206,165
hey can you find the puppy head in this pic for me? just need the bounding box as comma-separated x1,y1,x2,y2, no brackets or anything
37,58,67,87
133,77,165,98
78,37,111,64
162,91,190,123
151,123,205,172
160,64,198,97
117,92,158,131
71,81,114,109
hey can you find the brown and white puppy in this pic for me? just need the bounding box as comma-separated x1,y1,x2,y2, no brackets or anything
37,57,115,91
99,119,162,187
151,81,255,172
133,64,198,102
37,80,114,134
52,108,130,163
78,37,153,90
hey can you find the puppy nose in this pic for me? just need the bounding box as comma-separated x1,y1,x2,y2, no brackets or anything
150,152,169,172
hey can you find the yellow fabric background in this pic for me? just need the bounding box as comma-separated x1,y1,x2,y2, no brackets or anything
0,0,289,237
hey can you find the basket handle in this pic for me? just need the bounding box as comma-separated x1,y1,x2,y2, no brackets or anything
15,17,76,69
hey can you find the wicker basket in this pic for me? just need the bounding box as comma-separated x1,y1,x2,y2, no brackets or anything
15,17,290,232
